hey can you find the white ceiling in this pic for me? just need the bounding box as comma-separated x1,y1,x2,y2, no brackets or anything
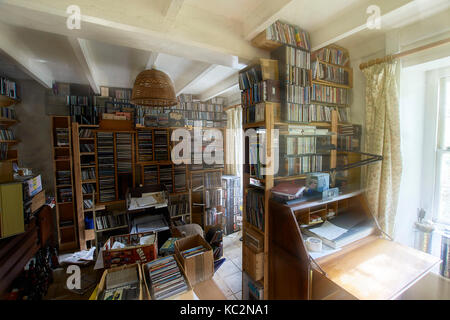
0,0,448,101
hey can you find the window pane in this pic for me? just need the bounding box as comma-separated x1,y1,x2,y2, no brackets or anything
438,152,450,222
444,80,450,148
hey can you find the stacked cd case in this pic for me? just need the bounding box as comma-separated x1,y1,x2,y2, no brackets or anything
97,132,116,202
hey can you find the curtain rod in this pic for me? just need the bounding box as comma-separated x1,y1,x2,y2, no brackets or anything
359,37,450,70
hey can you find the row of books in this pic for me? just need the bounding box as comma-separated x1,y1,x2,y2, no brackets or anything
160,165,173,192
281,65,310,87
0,144,8,160
248,139,265,179
80,143,94,153
266,20,311,51
205,188,222,209
284,104,349,123
116,133,132,173
137,130,153,162
174,165,187,192
145,255,189,300
243,103,265,124
81,168,96,180
312,61,350,85
177,94,224,105
177,102,224,113
181,245,208,259
338,136,360,152
57,187,72,203
170,110,225,121
0,129,14,141
241,80,280,107
0,77,17,99
154,130,169,161
311,83,350,105
56,170,71,185
55,128,69,146
97,132,116,202
66,95,90,106
204,171,222,189
79,128,94,138
280,155,330,176
221,175,242,235
168,194,190,217
276,45,311,70
82,183,95,194
285,85,310,104
95,213,127,230
313,46,349,66
143,165,158,186
239,65,263,91
245,189,265,232
281,136,325,155
83,199,93,209
0,107,16,120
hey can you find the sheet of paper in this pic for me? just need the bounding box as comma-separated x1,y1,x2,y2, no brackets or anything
309,221,348,240
136,195,157,207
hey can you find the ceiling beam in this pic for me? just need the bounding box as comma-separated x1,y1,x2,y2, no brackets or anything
176,64,216,96
67,37,100,94
198,73,239,102
243,0,295,40
0,21,53,88
145,52,159,70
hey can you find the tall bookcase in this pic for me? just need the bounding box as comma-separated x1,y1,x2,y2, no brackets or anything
51,116,78,251
0,76,20,164
245,21,358,299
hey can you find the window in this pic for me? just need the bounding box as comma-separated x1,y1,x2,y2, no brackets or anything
434,77,450,224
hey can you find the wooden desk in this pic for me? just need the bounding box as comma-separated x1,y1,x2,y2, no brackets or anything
268,190,440,300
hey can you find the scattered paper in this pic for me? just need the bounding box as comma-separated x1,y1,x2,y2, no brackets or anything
310,221,348,240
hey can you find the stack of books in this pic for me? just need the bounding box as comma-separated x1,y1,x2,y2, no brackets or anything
82,183,95,194
56,170,71,185
312,61,349,85
145,256,189,300
95,212,127,230
0,107,16,120
137,130,153,162
116,133,132,173
154,130,168,161
168,194,189,217
174,165,187,192
245,189,265,231
265,20,311,51
55,128,69,146
81,168,96,181
143,165,158,186
312,46,349,66
159,165,173,192
97,132,116,202
0,77,17,99
311,83,350,105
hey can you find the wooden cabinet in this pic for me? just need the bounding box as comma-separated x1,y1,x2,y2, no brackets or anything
0,182,24,239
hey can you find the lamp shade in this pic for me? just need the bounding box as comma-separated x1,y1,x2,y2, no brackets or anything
131,69,177,107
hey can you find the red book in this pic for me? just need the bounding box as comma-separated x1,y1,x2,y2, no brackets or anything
271,182,305,199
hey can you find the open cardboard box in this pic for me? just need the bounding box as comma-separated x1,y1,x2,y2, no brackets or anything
142,254,194,300
96,263,144,300
175,234,214,286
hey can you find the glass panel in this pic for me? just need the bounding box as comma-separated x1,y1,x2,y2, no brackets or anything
443,80,450,148
438,152,450,222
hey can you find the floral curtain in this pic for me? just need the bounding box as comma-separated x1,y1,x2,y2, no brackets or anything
362,60,402,237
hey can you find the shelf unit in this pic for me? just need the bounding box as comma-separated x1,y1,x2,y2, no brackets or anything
72,122,102,250
94,127,136,205
0,100,19,164
50,116,78,251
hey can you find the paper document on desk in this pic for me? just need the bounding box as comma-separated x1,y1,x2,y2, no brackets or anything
310,221,348,240
136,194,157,207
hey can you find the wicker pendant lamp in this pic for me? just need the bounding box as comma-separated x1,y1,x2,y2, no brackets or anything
130,68,177,107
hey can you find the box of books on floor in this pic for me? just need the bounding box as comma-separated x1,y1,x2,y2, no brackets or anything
243,271,264,300
102,231,158,268
96,263,144,300
174,234,214,286
142,254,194,300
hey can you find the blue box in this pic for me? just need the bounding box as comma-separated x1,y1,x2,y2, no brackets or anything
306,173,329,192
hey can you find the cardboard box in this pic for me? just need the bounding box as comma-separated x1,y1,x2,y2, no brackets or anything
30,190,46,213
102,232,158,269
142,254,194,300
0,162,13,183
96,263,144,300
243,243,264,281
175,234,214,286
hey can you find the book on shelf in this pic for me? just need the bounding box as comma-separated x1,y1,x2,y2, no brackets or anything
174,165,187,192
81,168,96,180
311,83,350,105
79,128,94,138
57,187,73,203
82,183,95,194
154,130,169,161
204,171,222,189
0,107,16,120
95,212,127,230
279,155,330,177
168,193,189,217
97,132,116,202
80,143,95,152
312,46,349,66
312,61,350,85
239,65,263,91
271,182,305,200
116,133,132,173
245,188,265,232
205,188,222,209
241,80,280,107
0,77,17,99
265,20,311,51
137,130,153,162
0,129,14,141
56,170,72,185
337,124,361,151
159,165,173,192
55,128,69,146
143,165,158,186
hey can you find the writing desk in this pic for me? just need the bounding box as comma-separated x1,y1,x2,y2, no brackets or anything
268,190,440,300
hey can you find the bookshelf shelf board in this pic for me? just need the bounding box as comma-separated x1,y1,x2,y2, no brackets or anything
0,157,18,162
80,152,95,156
57,202,73,205
79,137,95,141
189,168,223,173
97,199,126,206
96,225,129,233
251,30,282,51
0,95,20,107
54,146,70,149
81,165,96,168
170,214,190,219
274,174,307,181
312,80,352,89
244,121,266,129
243,221,264,237
56,184,72,188
309,101,349,108
79,124,99,128
82,179,97,184
275,121,331,127
59,224,76,230
0,118,18,127
83,205,105,212
0,140,19,145
54,158,71,162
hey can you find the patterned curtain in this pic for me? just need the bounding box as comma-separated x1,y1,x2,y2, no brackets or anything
362,60,402,237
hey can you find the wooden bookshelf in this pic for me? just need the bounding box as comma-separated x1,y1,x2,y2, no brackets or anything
50,116,78,251
72,122,101,250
